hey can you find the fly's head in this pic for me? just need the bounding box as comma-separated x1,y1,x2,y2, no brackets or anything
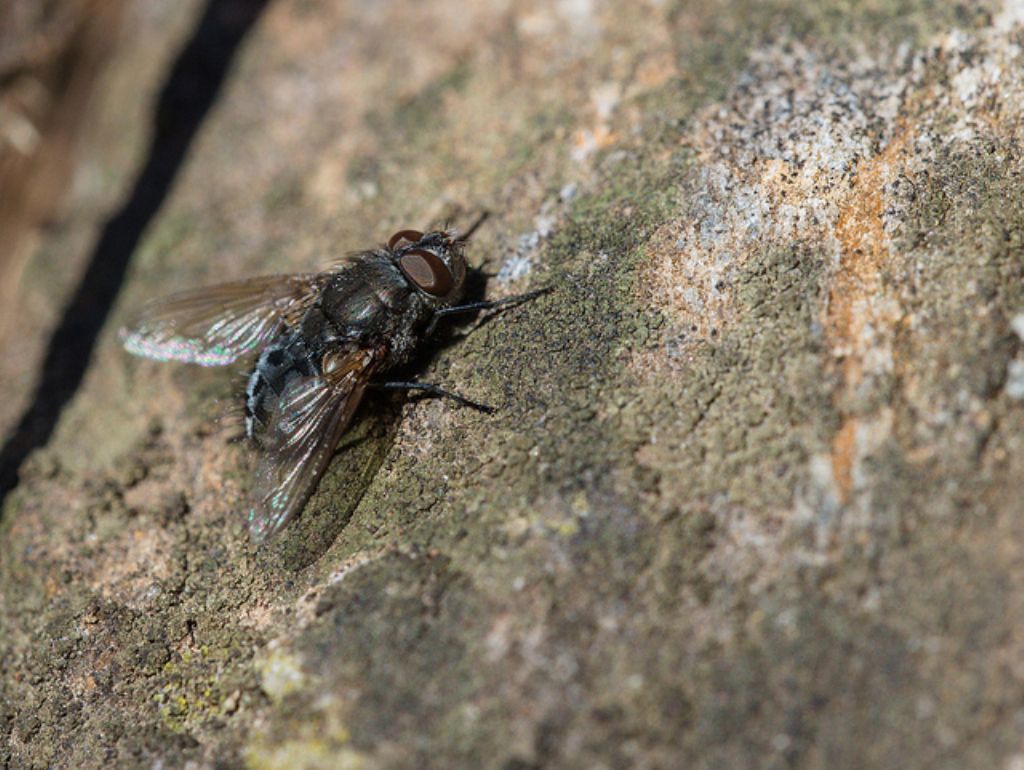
387,229,468,307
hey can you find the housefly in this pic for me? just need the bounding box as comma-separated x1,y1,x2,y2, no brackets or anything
121,227,543,542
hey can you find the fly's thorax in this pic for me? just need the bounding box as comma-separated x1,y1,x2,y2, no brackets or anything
318,256,430,339
302,255,424,372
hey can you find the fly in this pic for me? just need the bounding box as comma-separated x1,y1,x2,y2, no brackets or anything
120,226,544,542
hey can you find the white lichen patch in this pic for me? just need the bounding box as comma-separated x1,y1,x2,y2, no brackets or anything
246,742,367,770
642,41,902,349
998,0,1024,29
633,16,1024,607
497,196,570,285
1005,315,1024,400
244,697,362,770
1011,314,1024,341
1006,360,1024,400
645,20,1024,367
497,250,535,284
257,645,309,702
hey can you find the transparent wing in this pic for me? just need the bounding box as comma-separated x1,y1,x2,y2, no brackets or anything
246,347,384,543
120,274,326,366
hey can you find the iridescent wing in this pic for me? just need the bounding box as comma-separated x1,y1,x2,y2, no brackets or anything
120,274,327,366
247,346,385,543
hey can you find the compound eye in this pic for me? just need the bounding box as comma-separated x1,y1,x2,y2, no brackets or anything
399,249,453,296
387,229,424,250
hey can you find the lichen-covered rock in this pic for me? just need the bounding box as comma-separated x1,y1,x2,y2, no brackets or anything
3,0,1024,768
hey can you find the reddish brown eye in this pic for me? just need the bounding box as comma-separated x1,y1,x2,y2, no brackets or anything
387,229,424,250
399,249,453,296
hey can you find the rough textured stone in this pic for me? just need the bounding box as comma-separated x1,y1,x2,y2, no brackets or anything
3,0,1024,768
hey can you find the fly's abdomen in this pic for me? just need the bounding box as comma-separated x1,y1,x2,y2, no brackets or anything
245,332,316,440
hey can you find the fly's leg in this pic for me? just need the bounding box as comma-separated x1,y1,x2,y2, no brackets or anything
373,381,496,413
425,286,551,337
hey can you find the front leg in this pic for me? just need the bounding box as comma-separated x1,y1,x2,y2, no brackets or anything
425,287,551,337
372,381,495,413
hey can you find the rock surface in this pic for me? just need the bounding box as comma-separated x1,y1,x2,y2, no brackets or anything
3,0,1024,768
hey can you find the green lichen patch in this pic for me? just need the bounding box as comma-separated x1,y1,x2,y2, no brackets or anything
636,242,835,513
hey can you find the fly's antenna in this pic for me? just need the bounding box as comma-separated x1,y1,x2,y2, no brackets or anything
452,210,490,244
449,210,498,275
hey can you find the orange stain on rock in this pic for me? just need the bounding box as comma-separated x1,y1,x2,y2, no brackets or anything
830,417,859,502
827,126,913,501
